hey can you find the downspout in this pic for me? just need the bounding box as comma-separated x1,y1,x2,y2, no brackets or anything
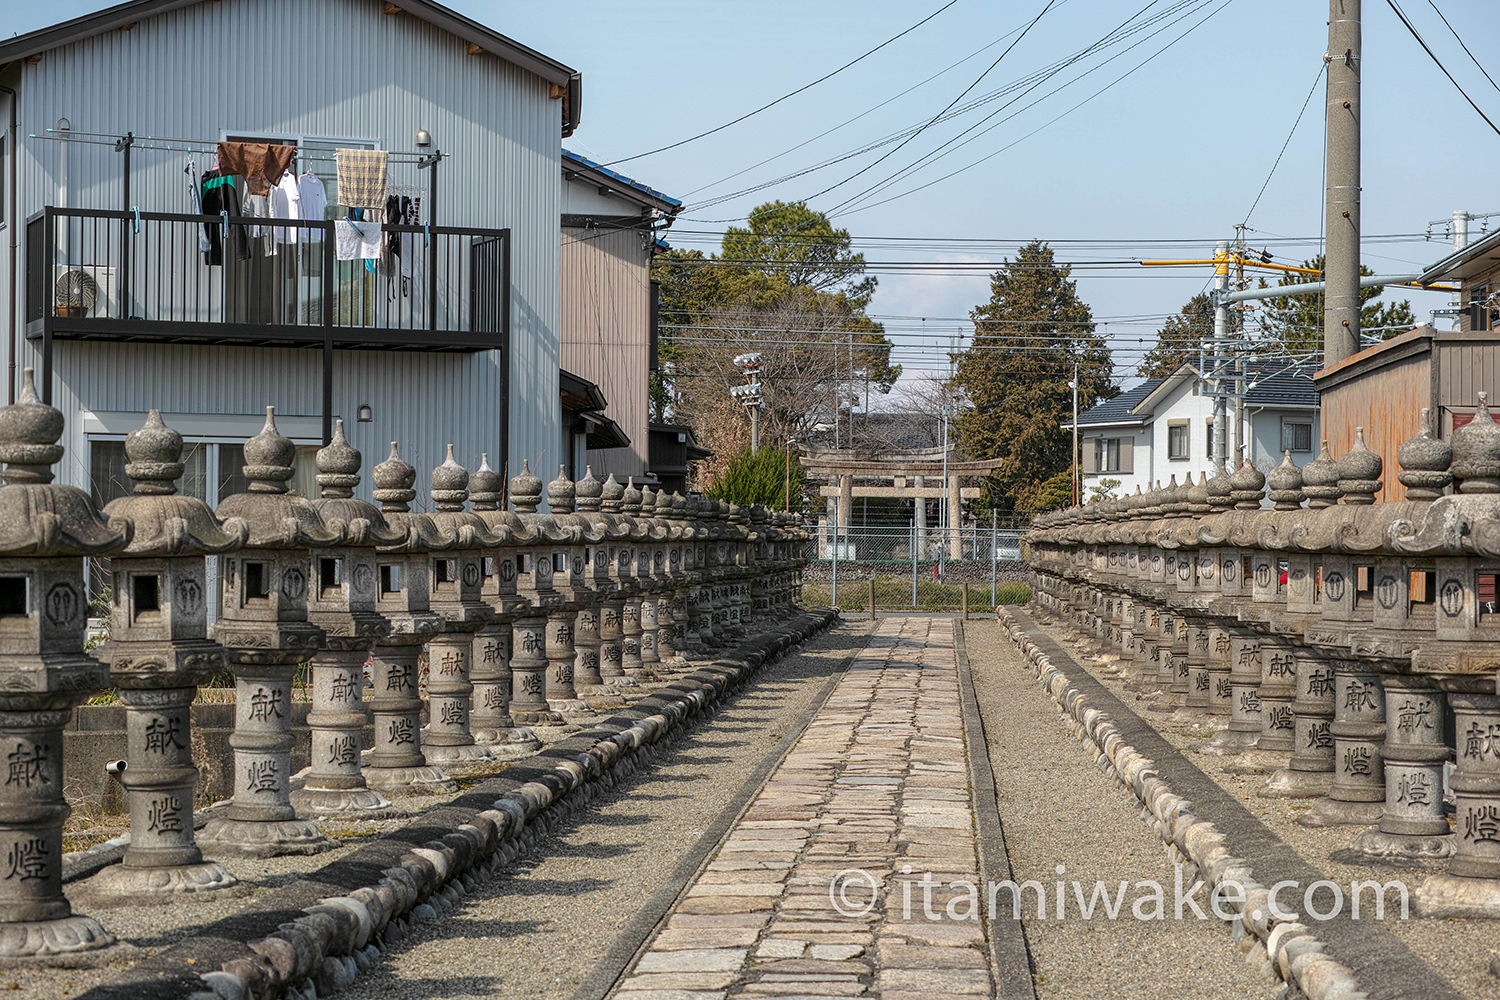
0,84,16,404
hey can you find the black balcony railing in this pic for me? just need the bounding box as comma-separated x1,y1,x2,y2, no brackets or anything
26,207,511,354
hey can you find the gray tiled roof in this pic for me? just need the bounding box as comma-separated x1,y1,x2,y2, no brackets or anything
1072,380,1161,427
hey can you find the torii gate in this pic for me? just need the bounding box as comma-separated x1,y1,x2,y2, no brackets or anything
800,450,1006,559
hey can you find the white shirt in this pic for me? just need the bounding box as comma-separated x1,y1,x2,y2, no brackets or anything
299,172,328,242
270,172,303,244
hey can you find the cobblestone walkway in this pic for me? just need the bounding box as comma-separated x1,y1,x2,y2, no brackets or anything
613,617,995,1000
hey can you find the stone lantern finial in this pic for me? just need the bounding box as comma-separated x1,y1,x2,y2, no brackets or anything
1450,392,1500,493
548,464,576,513
576,465,603,512
601,472,624,512
1302,440,1342,507
242,406,296,494
1335,426,1382,504
315,418,361,500
1397,407,1452,501
1205,462,1233,511
1229,457,1266,510
430,444,469,511
372,442,417,512
0,367,65,485
621,476,643,515
469,453,503,511
1266,451,1305,510
640,484,658,514
1186,471,1211,513
124,408,184,496
509,458,543,513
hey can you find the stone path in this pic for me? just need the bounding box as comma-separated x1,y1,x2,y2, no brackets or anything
613,617,995,1000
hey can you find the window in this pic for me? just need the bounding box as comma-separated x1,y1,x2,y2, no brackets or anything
1167,421,1189,460
1096,438,1121,473
1281,419,1313,453
1470,284,1494,332
1205,420,1214,460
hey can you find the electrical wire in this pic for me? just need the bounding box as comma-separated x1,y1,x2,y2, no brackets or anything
1242,62,1325,226
1385,0,1500,139
1426,0,1500,97
602,0,961,166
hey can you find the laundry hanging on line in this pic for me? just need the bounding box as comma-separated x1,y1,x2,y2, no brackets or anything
216,142,295,196
336,149,388,210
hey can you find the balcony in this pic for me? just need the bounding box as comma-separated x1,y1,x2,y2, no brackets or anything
26,207,510,355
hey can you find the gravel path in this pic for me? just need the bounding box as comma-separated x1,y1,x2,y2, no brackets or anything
337,622,875,1000
963,618,1280,1000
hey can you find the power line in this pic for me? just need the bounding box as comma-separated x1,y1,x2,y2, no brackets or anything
602,0,961,166
1242,62,1325,225
1427,0,1500,97
1385,0,1500,139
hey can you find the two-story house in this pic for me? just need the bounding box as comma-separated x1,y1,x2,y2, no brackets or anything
1069,359,1321,497
558,150,680,483
1,0,582,508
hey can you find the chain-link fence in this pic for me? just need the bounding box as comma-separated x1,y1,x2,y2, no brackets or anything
801,522,1032,613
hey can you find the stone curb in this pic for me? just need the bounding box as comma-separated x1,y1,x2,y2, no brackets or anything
76,610,839,1000
996,609,1368,1000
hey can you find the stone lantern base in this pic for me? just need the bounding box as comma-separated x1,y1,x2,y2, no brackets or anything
1296,797,1383,827
198,816,334,859
1415,874,1500,919
364,764,458,796
290,784,401,819
1260,767,1333,798
0,915,117,962
81,858,238,902
1349,827,1454,860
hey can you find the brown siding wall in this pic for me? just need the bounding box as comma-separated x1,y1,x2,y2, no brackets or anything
560,226,651,481
1437,333,1500,420
1320,352,1430,502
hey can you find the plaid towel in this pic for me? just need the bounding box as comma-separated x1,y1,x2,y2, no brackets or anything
336,148,388,210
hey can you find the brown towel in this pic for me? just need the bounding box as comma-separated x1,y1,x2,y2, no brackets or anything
217,142,296,196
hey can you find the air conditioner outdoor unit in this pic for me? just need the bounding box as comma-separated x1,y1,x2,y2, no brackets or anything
52,265,118,319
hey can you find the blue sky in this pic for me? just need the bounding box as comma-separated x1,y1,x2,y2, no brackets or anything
11,0,1500,385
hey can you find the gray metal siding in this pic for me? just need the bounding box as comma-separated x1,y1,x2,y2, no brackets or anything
5,0,561,489
560,225,650,481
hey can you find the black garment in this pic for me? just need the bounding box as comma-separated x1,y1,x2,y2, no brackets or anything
200,171,251,265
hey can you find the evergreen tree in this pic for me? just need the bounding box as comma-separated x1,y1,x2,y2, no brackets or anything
951,241,1113,513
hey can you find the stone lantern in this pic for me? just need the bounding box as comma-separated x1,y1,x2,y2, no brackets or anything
636,485,663,674
364,444,456,796
293,420,403,816
0,369,128,958
421,446,499,768
200,408,335,858
507,462,563,725
92,410,247,900
569,467,613,695
596,474,633,689
466,454,538,753
618,479,646,676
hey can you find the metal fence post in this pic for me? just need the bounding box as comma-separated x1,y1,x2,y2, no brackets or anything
911,520,918,609
991,509,997,610
962,582,969,620
831,496,839,609
868,577,875,620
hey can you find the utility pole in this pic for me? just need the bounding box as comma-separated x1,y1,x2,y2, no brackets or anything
1324,0,1361,365
1452,210,1470,329
1211,240,1230,464
731,353,763,452
1069,361,1080,506
1232,235,1246,462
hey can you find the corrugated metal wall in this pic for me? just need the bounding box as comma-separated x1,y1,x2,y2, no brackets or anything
560,225,650,481
3,0,562,495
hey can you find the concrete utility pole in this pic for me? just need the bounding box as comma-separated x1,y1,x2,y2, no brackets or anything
1212,241,1230,464
1324,0,1362,366
1069,362,1080,506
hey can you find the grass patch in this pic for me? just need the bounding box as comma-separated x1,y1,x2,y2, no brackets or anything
803,578,1031,612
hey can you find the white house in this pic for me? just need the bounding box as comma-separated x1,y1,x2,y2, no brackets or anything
0,0,582,507
1067,359,1321,497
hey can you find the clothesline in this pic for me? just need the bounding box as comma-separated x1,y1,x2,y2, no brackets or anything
30,130,446,164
